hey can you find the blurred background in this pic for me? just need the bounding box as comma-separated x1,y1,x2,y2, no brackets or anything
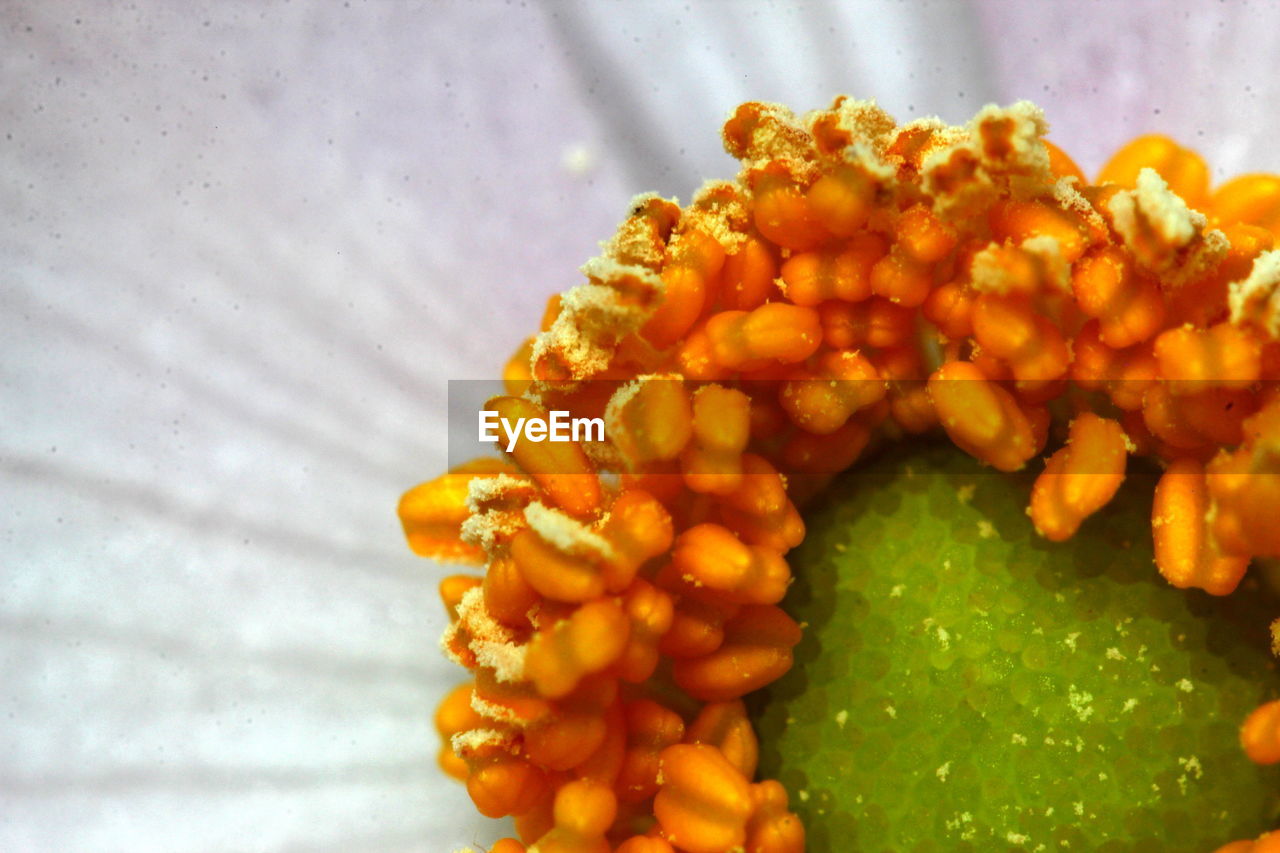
2,1,1278,850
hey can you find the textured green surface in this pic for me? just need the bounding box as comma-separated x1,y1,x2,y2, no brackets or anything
751,443,1280,852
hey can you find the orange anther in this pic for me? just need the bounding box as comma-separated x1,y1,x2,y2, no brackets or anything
472,666,553,727
721,235,778,311
487,396,602,517
780,349,885,435
989,198,1090,263
870,248,934,308
523,678,617,772
806,163,876,237
1215,834,1280,853
524,598,630,698
971,292,1070,386
643,231,726,349
927,360,1038,471
1043,138,1086,183
717,454,806,553
440,574,483,621
465,745,551,819
659,597,738,660
505,338,536,396
1213,173,1280,235
655,743,754,853
398,461,509,563
489,839,527,853
1242,700,1280,765
618,699,686,803
779,231,885,306
1072,246,1165,348
745,779,805,853
669,524,791,605
484,556,540,628
819,296,915,350
615,837,676,853
1152,457,1249,595
1029,413,1128,541
1070,320,1157,411
922,278,976,339
607,379,694,468
780,411,875,474
1097,133,1210,210
751,169,832,252
1153,323,1262,392
599,490,675,592
530,779,617,853
685,699,759,779
1206,400,1280,558
896,204,958,264
511,527,608,604
682,385,752,494
435,683,485,780
672,604,802,701
675,321,729,382
705,303,823,370
616,579,676,683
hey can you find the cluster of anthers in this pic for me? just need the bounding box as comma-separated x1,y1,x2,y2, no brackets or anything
400,97,1280,853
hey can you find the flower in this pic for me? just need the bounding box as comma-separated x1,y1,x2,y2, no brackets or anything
3,2,1279,851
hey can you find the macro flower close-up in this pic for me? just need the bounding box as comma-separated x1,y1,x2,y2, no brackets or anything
5,2,1280,852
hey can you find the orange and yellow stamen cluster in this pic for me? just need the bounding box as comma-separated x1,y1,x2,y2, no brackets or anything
401,97,1280,852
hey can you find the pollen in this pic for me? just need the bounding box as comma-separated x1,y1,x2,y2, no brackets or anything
401,97,1280,852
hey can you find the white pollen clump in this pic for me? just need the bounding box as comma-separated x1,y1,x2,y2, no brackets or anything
1122,698,1139,713
523,501,614,559
1177,679,1195,693
977,520,996,539
1108,167,1205,252
1063,632,1081,652
1104,647,1126,661
1229,249,1280,338
1068,685,1095,722
835,709,849,728
936,761,952,782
